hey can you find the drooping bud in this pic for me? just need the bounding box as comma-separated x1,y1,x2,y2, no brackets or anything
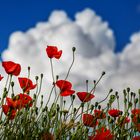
72,47,76,52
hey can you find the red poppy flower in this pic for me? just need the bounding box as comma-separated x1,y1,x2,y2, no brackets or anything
16,93,33,108
0,74,3,81
56,80,75,96
2,105,16,120
18,77,36,93
131,108,140,115
89,127,114,140
2,61,21,76
108,109,121,117
46,46,62,59
77,92,95,102
133,136,140,140
94,110,106,119
82,114,98,127
6,97,20,109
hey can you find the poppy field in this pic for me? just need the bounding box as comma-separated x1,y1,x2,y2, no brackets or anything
0,46,140,140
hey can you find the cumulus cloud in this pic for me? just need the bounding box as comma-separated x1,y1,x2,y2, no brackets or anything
0,8,140,108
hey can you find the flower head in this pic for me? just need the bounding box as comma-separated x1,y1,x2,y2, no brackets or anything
18,77,36,93
2,105,16,120
108,109,121,117
2,61,21,76
131,108,140,116
46,46,62,59
77,92,95,102
89,127,114,140
82,114,98,127
94,110,106,119
56,80,75,96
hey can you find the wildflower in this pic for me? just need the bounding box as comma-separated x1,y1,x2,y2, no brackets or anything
2,105,16,120
2,61,21,76
56,80,75,96
82,114,98,127
77,92,95,102
108,109,121,117
94,109,106,119
46,46,62,59
131,108,140,116
18,77,36,93
89,127,114,140
17,93,33,108
0,74,3,81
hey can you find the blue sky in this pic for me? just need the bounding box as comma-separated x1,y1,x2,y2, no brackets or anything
0,0,140,58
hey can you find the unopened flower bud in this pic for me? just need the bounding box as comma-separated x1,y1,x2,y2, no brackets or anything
41,73,43,78
72,95,75,100
115,91,118,96
98,105,101,110
28,66,30,71
127,87,130,93
11,81,14,87
123,89,127,96
35,76,39,81
102,71,106,76
95,102,98,107
109,89,113,93
74,108,77,113
56,75,59,80
90,104,94,110
11,93,15,98
135,98,138,104
72,47,76,52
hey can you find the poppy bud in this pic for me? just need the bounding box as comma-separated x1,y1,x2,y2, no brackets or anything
131,92,133,96
11,81,14,87
3,91,8,98
72,95,75,100
115,91,118,96
127,87,130,93
86,80,88,83
56,75,59,80
57,104,60,112
28,66,30,71
102,71,106,76
135,98,138,104
123,89,127,96
98,105,101,110
128,102,132,107
109,89,113,93
11,93,15,98
74,108,77,113
41,73,43,78
90,104,94,110
35,76,39,81
95,102,98,107
72,47,76,52
33,94,36,99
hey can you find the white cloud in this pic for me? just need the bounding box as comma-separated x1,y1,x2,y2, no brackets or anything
1,8,140,109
